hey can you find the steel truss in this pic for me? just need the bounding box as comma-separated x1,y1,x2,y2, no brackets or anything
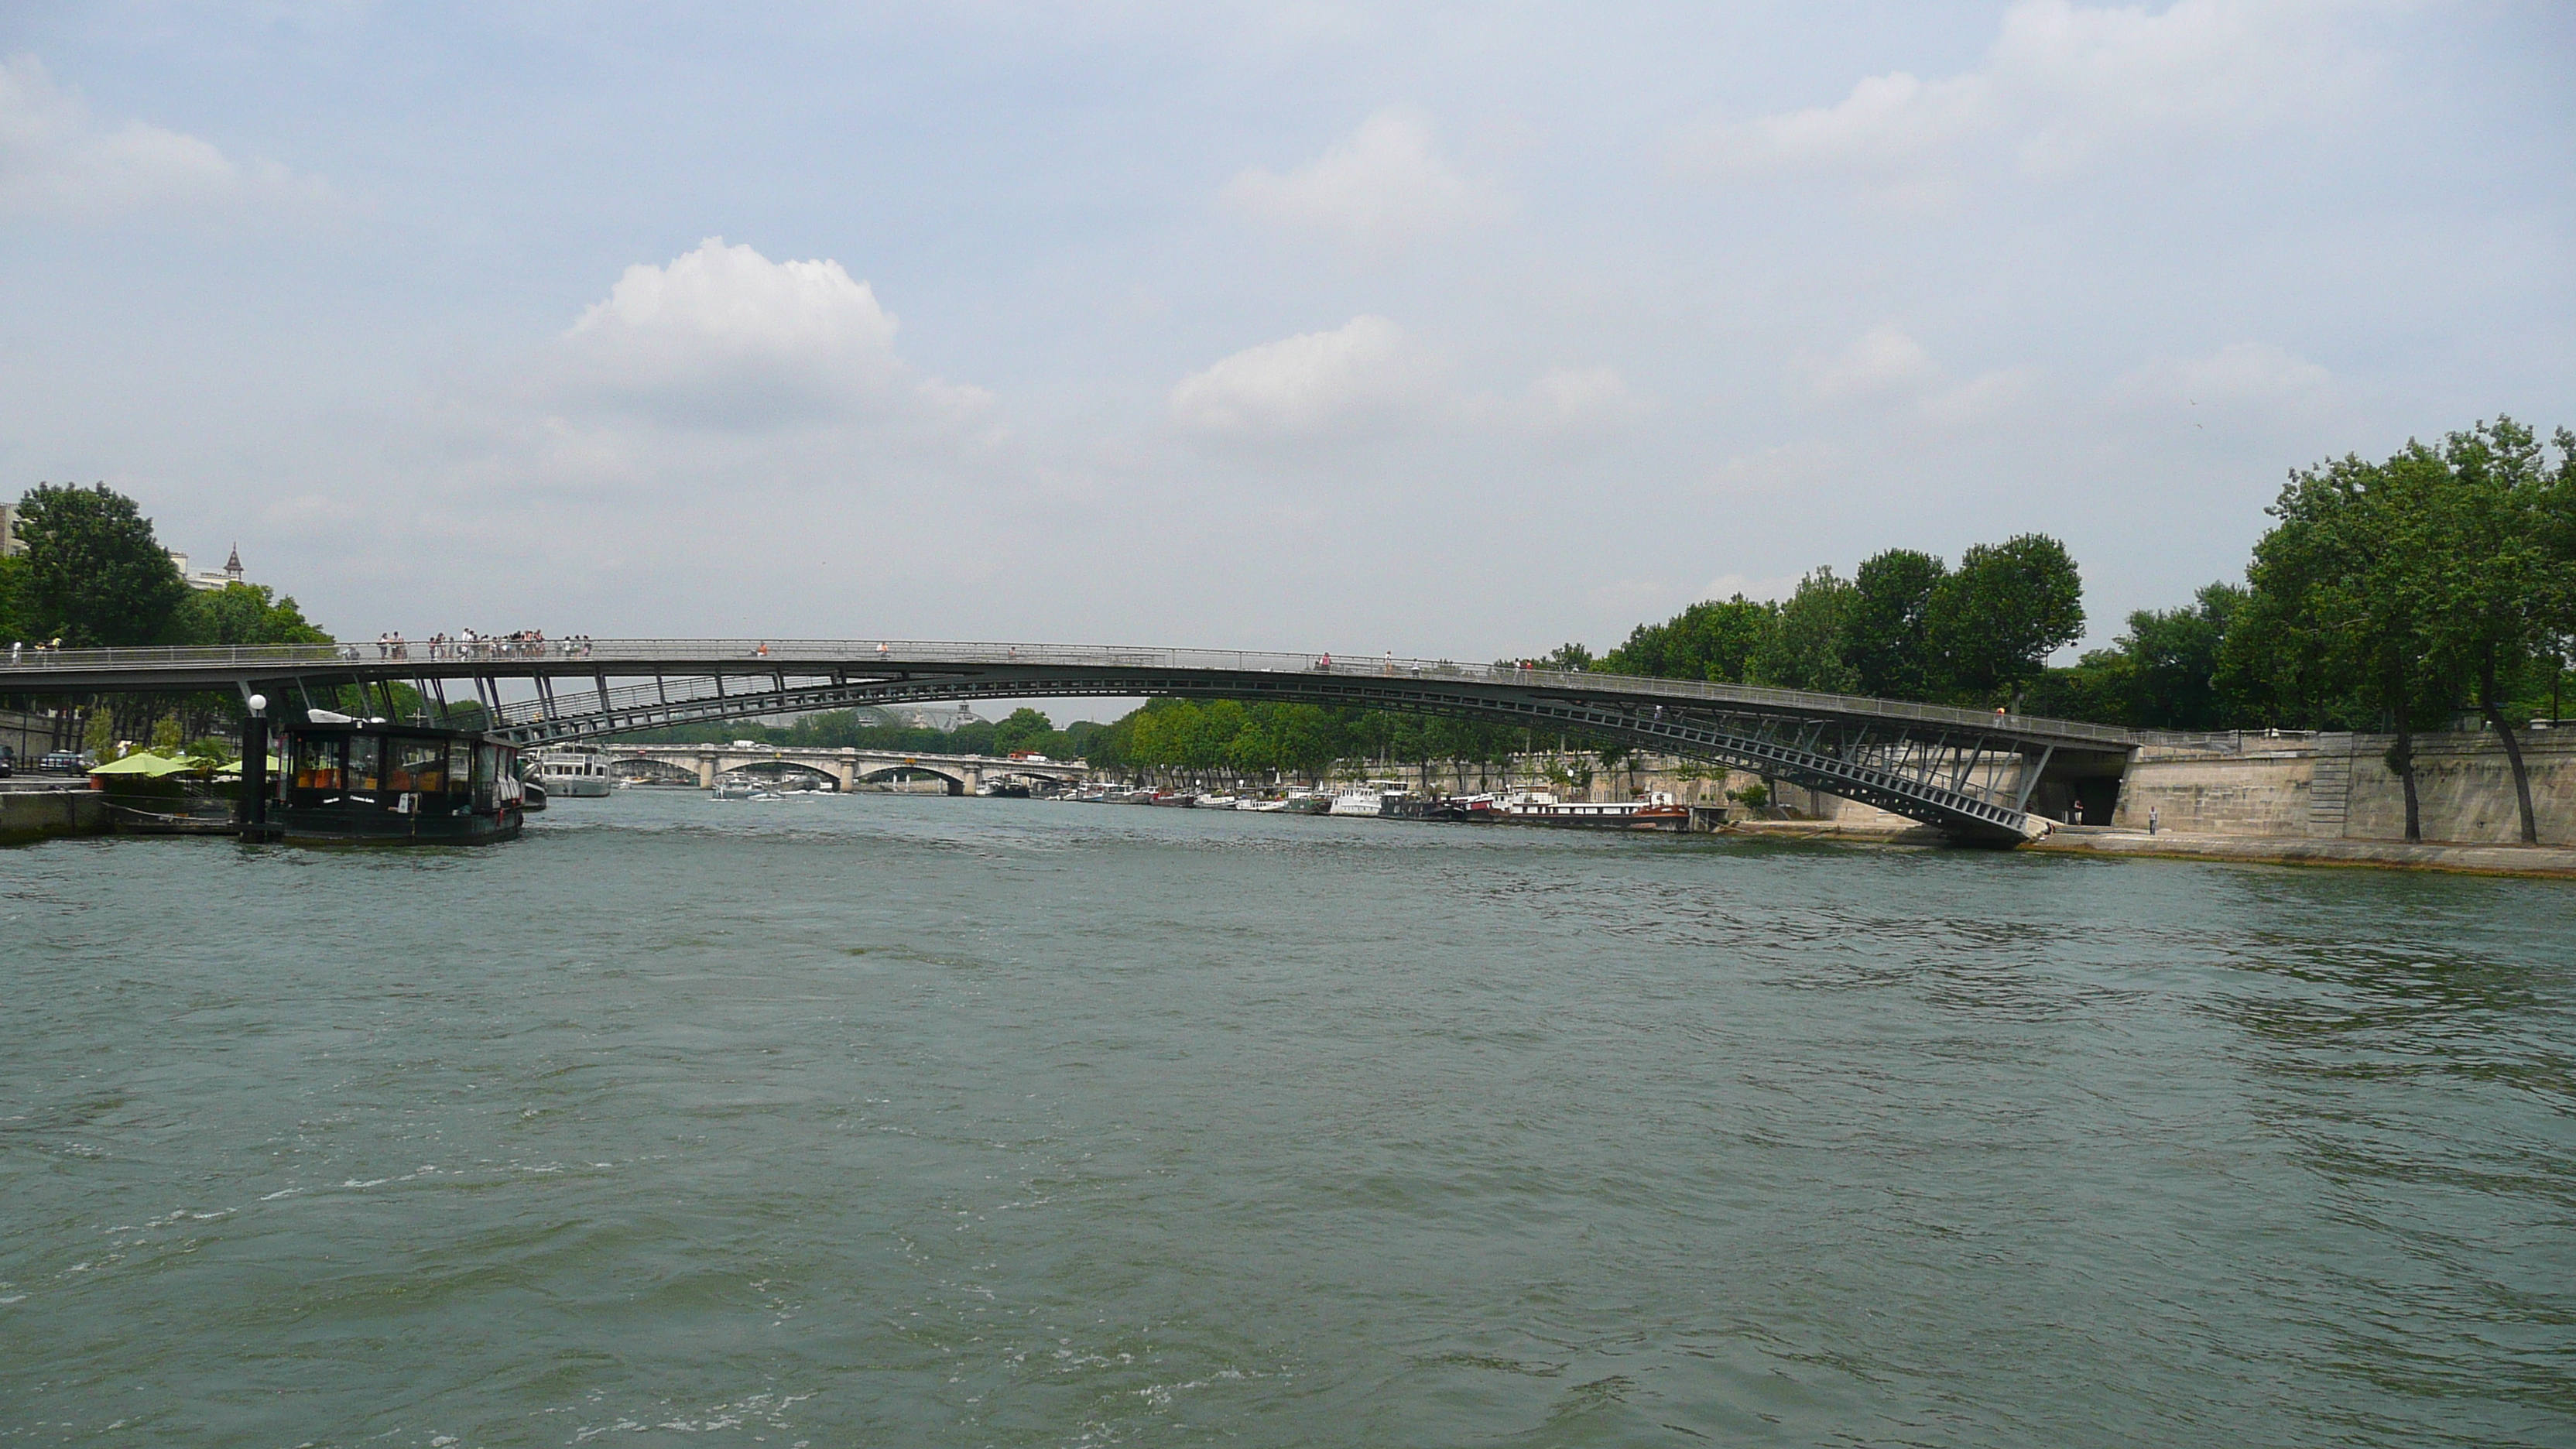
481,668,2052,844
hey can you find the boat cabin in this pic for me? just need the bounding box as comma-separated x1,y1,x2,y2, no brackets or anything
259,719,526,844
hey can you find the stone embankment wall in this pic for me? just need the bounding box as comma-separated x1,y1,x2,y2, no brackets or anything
0,786,109,844
2113,729,2576,845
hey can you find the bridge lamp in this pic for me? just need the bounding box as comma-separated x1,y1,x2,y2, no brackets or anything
246,694,266,718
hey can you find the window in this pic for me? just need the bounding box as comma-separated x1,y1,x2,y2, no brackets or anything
292,734,341,790
449,740,474,796
347,735,382,793
389,737,446,793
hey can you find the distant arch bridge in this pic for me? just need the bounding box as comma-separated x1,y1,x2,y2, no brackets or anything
614,743,1088,795
0,638,2155,844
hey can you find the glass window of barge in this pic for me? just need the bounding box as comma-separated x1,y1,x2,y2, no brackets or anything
390,737,446,793
348,735,382,793
292,734,342,790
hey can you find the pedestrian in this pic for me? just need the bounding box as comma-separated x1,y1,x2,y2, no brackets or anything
2148,805,2159,836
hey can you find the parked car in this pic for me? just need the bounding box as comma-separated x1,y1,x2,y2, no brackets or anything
39,749,95,775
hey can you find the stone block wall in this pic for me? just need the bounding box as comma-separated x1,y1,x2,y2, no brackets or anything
2114,729,2576,845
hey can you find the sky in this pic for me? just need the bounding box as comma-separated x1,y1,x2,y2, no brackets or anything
2,1,2571,666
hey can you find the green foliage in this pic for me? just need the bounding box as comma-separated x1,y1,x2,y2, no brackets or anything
1542,642,1595,671
11,483,190,646
1079,697,1523,779
170,582,332,647
1925,534,2084,705
1749,567,1859,692
1845,549,1946,698
1599,595,1774,683
0,553,26,642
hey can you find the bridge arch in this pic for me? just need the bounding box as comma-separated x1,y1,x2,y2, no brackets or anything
853,762,970,795
611,755,697,785
731,759,840,790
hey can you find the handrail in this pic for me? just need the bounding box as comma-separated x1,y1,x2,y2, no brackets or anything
0,636,2153,747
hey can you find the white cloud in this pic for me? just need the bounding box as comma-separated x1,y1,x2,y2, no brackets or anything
1167,314,1445,440
1695,0,2375,187
544,237,991,430
1706,440,1842,498
0,54,324,219
2112,341,2334,423
1804,324,2035,425
2160,341,2332,401
1519,367,1654,437
1222,109,1502,252
1807,325,1941,401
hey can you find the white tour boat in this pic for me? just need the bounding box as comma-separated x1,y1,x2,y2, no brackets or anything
529,744,615,797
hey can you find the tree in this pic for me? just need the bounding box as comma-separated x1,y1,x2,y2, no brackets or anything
992,707,1058,755
1749,567,1859,693
2240,447,2455,840
1845,549,1947,699
12,483,191,646
1600,595,1775,683
2420,418,2571,841
1926,534,2084,708
170,581,333,648
1542,642,1595,671
2119,583,2245,731
0,552,27,643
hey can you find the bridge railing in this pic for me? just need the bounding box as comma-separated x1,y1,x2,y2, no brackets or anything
0,636,2152,748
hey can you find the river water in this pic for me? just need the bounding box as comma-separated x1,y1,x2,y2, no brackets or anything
4,792,2571,1447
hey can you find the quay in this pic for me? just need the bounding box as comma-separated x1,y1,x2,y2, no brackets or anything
0,779,110,845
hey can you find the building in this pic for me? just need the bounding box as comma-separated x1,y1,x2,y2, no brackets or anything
165,544,247,591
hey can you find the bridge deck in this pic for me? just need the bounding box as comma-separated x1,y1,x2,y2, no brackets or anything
0,637,2143,751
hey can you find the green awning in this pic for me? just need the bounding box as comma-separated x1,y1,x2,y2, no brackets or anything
88,752,200,778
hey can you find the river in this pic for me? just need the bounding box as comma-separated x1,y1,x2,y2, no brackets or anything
4,791,2571,1446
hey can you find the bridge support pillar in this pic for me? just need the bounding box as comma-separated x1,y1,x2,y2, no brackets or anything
697,750,716,790
836,751,856,793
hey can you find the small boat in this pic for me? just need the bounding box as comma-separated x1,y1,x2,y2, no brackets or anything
1279,790,1332,815
1197,794,1239,810
1327,781,1406,817
1496,789,1687,830
1149,792,1197,808
529,744,614,798
711,776,762,800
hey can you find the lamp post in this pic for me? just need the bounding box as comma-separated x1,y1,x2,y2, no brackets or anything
240,694,270,838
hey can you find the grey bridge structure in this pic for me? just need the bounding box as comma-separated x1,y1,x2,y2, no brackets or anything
0,638,2150,844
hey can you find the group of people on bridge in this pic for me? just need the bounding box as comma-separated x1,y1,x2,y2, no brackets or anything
356,630,598,663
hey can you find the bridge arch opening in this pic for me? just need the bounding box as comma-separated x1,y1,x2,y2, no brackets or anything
732,760,841,791
612,756,697,786
853,764,968,796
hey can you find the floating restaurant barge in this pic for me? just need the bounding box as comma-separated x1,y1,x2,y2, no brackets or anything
240,706,529,845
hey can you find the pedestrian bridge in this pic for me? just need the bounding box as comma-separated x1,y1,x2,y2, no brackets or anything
615,742,1086,794
0,637,2153,844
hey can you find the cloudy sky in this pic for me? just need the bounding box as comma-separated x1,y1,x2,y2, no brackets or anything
2,2,2569,663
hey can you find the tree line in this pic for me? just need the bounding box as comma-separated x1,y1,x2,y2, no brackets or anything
1579,418,2576,842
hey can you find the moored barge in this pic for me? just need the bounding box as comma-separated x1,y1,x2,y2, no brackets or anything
244,709,527,844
